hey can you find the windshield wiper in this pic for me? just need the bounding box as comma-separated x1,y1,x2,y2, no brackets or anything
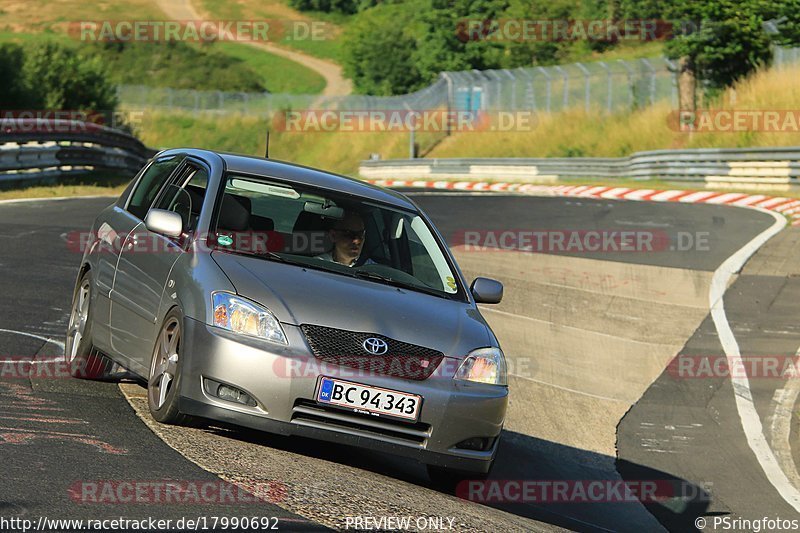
350,270,445,298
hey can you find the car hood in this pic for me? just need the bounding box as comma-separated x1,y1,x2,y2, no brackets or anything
212,252,493,358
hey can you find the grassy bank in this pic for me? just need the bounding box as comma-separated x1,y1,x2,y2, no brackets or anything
131,63,800,175
135,111,440,175
0,3,325,94
199,0,347,62
429,65,800,158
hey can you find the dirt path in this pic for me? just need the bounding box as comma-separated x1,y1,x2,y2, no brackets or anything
155,0,352,96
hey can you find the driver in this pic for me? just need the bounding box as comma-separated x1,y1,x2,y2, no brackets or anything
316,211,370,267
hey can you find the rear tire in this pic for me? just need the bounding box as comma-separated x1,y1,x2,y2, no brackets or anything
65,271,113,380
147,308,191,425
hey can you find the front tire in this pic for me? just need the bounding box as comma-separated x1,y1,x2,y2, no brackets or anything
65,271,113,379
147,308,190,425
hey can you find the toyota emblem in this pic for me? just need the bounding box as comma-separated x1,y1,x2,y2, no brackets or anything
362,337,389,355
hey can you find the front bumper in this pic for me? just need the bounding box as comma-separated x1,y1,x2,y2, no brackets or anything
178,317,508,473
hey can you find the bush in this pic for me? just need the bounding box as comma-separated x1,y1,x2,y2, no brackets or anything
22,42,118,111
0,41,118,111
0,43,28,108
86,41,266,92
342,4,422,95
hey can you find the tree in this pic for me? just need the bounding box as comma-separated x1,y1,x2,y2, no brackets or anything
0,43,29,108
288,0,378,15
342,4,422,95
22,42,118,111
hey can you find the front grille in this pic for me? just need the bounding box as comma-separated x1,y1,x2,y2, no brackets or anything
292,400,431,446
300,324,444,380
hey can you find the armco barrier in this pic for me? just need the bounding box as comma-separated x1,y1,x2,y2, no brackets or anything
359,147,800,188
0,119,155,184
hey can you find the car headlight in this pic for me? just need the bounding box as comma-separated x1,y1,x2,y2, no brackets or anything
454,347,507,385
211,292,288,345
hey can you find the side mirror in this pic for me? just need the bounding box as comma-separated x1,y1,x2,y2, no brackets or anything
145,209,183,238
471,277,503,304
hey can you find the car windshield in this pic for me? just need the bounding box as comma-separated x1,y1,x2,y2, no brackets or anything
212,173,462,298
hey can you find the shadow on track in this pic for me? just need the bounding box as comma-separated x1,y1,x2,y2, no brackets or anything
151,404,709,532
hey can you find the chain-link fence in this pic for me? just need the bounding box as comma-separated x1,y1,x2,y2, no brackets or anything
118,46,800,117
775,46,800,68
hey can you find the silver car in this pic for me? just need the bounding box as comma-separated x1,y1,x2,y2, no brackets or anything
66,149,508,480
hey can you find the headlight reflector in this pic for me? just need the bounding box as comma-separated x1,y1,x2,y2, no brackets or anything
211,292,287,344
454,347,507,385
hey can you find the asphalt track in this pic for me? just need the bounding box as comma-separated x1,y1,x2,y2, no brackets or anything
0,193,795,532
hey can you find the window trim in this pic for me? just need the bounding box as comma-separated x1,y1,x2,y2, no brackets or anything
149,157,213,244
123,154,185,220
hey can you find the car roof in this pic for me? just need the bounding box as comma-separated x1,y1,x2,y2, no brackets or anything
157,148,417,211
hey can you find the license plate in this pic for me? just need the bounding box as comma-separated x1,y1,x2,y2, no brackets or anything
316,377,422,422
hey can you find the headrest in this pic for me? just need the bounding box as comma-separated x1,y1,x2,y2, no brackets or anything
218,193,250,232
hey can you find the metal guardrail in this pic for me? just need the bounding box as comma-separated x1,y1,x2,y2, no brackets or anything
359,147,800,188
0,119,155,184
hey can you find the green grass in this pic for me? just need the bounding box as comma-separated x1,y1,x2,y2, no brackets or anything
0,173,131,200
0,0,328,95
135,110,427,175
128,62,800,177
198,0,349,63
427,64,800,159
0,30,325,94
213,42,326,94
0,30,74,45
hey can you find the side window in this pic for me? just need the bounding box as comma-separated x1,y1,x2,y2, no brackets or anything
127,157,182,220
152,166,209,234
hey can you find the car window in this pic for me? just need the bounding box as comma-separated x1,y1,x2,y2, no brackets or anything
127,157,182,220
152,166,209,234
214,174,462,298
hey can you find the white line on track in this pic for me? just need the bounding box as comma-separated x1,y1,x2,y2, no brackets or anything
769,368,800,491
482,308,676,347
709,208,800,511
0,328,64,354
509,372,627,403
0,195,115,206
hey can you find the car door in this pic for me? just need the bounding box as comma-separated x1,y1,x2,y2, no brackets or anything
110,158,210,371
90,155,183,356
